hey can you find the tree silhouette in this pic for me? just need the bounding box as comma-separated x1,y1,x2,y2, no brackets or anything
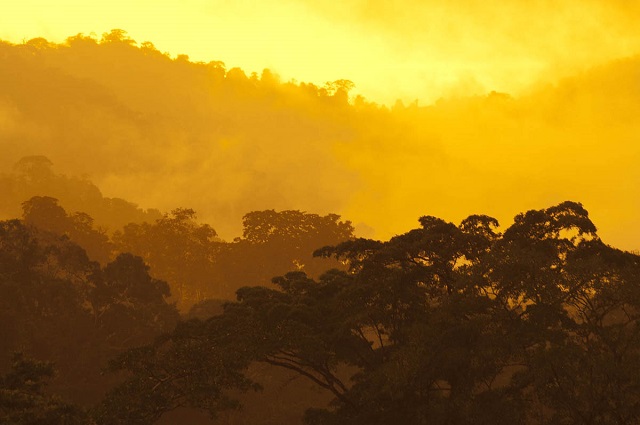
102,202,640,424
0,219,178,407
12,156,55,183
22,196,112,263
113,208,221,306
217,210,354,296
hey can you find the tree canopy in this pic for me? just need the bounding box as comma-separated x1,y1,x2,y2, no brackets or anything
96,201,640,425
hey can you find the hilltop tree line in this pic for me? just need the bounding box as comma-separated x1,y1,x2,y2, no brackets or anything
1,28,640,424
2,192,640,424
1,156,353,308
0,30,364,239
4,30,640,247
0,155,162,231
19,195,352,306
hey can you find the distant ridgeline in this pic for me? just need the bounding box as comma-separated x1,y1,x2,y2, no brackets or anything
0,30,362,241
0,155,162,230
2,30,640,248
2,29,640,424
0,155,355,308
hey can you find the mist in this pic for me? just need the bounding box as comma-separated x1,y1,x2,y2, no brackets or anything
0,31,638,250
298,0,640,103
1,18,640,425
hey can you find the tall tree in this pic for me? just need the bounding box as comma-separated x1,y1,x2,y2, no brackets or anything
218,210,354,293
22,196,112,264
113,208,221,306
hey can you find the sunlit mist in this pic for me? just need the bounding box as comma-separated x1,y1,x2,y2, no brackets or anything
0,22,639,250
2,3,640,424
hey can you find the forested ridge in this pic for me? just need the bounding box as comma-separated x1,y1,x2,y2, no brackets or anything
1,171,639,423
1,29,640,424
2,30,640,247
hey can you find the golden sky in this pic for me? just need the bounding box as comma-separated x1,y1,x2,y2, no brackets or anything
3,0,640,105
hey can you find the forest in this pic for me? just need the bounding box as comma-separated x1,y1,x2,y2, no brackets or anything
1,30,640,424
1,159,639,424
2,30,640,248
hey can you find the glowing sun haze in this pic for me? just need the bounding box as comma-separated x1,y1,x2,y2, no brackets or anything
4,0,640,105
